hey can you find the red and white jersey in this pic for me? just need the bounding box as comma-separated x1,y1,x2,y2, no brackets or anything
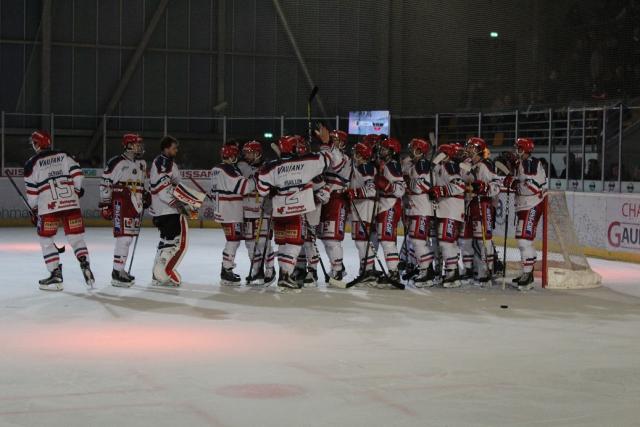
377,159,406,212
320,146,351,193
237,160,271,219
100,154,147,213
406,157,434,217
307,175,330,225
209,162,251,223
433,160,465,221
348,161,377,223
468,159,501,199
24,150,83,215
149,154,181,217
514,157,547,211
256,153,328,217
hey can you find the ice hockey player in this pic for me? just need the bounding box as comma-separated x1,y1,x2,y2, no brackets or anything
209,142,252,286
460,137,502,287
23,130,94,290
256,135,329,292
345,142,378,286
237,141,275,286
149,136,204,286
315,126,351,286
373,137,406,286
405,138,437,287
502,137,548,291
99,133,150,287
429,143,466,288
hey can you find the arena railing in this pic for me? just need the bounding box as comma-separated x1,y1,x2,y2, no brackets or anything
1,107,639,193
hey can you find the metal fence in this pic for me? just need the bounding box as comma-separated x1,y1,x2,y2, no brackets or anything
1,105,639,193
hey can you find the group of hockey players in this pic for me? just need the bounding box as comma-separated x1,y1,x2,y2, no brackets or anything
21,124,547,293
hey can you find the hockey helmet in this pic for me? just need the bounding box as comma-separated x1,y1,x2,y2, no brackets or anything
30,130,52,151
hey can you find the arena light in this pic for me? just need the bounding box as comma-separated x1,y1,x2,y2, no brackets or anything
263,132,274,139
490,31,499,38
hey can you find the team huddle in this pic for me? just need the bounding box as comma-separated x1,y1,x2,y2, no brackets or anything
21,126,547,293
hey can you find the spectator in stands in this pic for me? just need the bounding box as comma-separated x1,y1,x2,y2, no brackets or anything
559,153,582,179
584,158,601,180
539,158,557,179
606,162,631,181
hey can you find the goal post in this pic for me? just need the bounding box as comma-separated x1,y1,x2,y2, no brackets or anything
496,190,602,289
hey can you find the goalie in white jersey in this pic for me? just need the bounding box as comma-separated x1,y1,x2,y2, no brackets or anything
209,143,252,286
256,135,329,292
237,141,276,286
502,138,548,290
99,133,150,287
149,136,205,286
23,130,94,291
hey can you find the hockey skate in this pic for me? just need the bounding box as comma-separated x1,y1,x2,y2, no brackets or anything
111,269,135,288
413,266,436,288
151,273,180,287
78,256,95,288
327,268,347,289
346,269,379,288
245,270,265,287
303,268,318,288
517,272,535,291
376,270,405,290
459,268,474,286
39,265,63,291
264,269,276,286
291,267,307,288
442,269,462,288
220,268,242,287
472,276,492,288
401,264,418,281
277,271,302,293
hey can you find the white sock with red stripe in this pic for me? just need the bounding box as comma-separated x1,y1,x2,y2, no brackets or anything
439,241,459,272
39,237,60,272
278,244,302,274
355,241,375,272
518,239,536,273
113,236,133,271
459,238,474,271
380,241,399,271
223,241,241,269
67,233,90,263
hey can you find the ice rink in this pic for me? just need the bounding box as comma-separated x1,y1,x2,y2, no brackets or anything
1,227,639,427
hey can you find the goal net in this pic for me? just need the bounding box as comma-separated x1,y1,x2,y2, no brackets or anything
494,191,602,289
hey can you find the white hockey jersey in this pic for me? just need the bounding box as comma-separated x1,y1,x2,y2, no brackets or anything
149,154,181,217
407,157,434,217
209,162,251,223
24,150,84,215
348,161,377,223
377,159,406,213
256,153,328,217
99,154,146,213
320,146,351,193
467,159,501,199
514,157,547,211
433,161,466,221
237,160,272,219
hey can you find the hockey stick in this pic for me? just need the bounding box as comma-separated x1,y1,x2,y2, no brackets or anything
248,195,269,283
307,86,319,143
6,172,65,253
501,187,511,290
304,215,330,284
127,207,145,275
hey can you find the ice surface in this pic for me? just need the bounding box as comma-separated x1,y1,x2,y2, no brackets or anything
1,227,639,427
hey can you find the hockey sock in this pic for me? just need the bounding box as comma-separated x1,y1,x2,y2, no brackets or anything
355,241,375,272
380,241,399,271
39,236,60,272
518,239,536,274
472,238,494,278
322,240,343,272
67,233,89,263
410,237,434,270
113,236,133,271
460,238,473,272
440,241,459,272
222,241,241,269
278,244,302,274
303,242,319,271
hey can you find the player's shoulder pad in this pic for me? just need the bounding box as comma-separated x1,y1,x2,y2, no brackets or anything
105,154,125,173
259,158,279,174
153,155,174,174
481,158,495,173
444,161,461,175
522,157,539,175
357,162,375,176
415,158,431,174
23,150,62,177
385,159,403,177
216,163,241,176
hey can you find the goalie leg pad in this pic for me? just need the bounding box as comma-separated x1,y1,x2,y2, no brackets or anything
153,215,188,285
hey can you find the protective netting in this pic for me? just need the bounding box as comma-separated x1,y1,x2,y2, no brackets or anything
494,191,601,289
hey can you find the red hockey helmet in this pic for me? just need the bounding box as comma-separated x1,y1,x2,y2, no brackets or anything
361,134,380,148
438,143,461,159
295,136,311,155
380,137,401,155
123,133,143,148
221,143,240,160
353,142,373,160
466,137,487,153
409,138,431,156
278,135,302,155
242,140,263,156
515,137,535,154
30,130,52,151
329,130,348,145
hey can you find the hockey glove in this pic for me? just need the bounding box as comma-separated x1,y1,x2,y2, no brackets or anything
502,175,518,191
142,190,152,209
345,188,357,201
471,180,488,195
99,203,113,221
374,175,393,192
429,185,449,200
